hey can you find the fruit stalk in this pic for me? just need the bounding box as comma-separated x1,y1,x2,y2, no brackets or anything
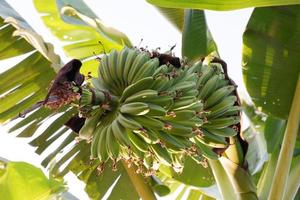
268,74,300,200
122,160,157,200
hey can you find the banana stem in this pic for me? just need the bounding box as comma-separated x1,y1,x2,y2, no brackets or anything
268,74,300,200
284,159,300,200
219,157,258,200
257,147,280,199
208,159,237,200
121,161,157,200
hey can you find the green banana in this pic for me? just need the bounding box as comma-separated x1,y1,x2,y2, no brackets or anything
198,74,219,100
107,49,122,93
165,110,196,121
78,109,103,141
111,120,131,147
150,143,173,166
196,66,216,89
116,47,129,88
222,106,241,117
131,115,164,130
203,116,240,129
97,126,109,163
196,129,228,148
185,101,203,112
183,89,199,97
145,95,173,110
90,125,102,159
155,131,187,149
194,138,219,159
124,89,158,103
127,53,150,84
117,113,143,130
106,125,120,160
204,85,236,108
99,55,119,94
123,49,139,85
151,75,173,91
187,61,202,73
120,76,154,102
145,104,166,117
132,58,159,83
163,122,193,137
206,127,237,137
128,130,149,152
168,81,196,93
172,96,197,110
120,102,150,115
206,96,237,119
153,64,169,76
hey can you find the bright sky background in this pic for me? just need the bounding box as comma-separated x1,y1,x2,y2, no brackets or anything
0,0,253,199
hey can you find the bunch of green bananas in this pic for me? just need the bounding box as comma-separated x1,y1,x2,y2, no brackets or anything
77,47,240,174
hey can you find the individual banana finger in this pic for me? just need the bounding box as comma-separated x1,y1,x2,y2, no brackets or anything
116,47,129,88
155,131,187,149
206,127,237,137
131,115,164,130
97,126,109,163
198,74,219,100
117,113,143,130
163,122,194,137
120,77,154,102
124,89,158,103
127,52,150,84
205,85,236,108
111,120,131,147
120,102,150,115
90,125,102,159
78,109,103,141
203,116,240,129
106,125,120,160
132,58,159,83
150,143,173,166
123,49,139,85
128,130,149,152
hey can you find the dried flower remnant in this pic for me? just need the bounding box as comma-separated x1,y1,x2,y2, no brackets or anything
15,59,85,119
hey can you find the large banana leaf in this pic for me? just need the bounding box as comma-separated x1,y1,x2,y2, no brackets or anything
33,0,132,76
0,1,140,199
0,161,65,200
156,7,216,60
0,0,58,123
181,9,216,60
155,7,184,31
242,6,300,119
147,0,300,11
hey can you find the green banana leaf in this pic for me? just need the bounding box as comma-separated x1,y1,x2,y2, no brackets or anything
159,157,215,187
0,1,140,199
242,6,300,119
156,7,216,60
34,0,132,76
182,9,216,60
0,0,58,123
156,171,220,199
155,7,184,31
0,161,65,200
147,0,300,11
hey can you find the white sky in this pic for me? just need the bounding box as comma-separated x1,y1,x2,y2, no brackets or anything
0,0,253,199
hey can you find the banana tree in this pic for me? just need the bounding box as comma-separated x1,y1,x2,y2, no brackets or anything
0,0,300,199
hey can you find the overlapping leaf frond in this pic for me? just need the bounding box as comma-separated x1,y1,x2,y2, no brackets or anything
33,0,132,76
0,0,139,199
